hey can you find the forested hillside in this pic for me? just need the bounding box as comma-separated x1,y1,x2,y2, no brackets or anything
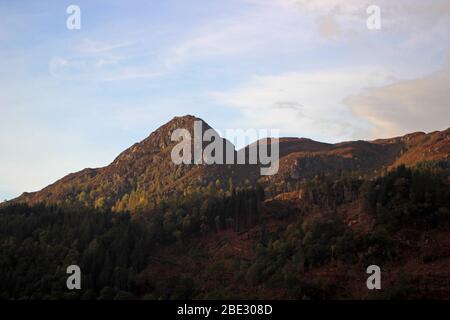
1,161,449,299
8,117,449,214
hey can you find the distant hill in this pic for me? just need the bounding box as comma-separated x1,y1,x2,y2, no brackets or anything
8,115,450,212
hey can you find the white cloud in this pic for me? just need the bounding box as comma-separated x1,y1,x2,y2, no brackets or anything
345,60,450,137
47,1,450,82
77,39,134,54
211,67,393,142
279,0,367,15
48,2,319,81
280,0,450,19
163,23,265,67
212,57,450,141
48,37,166,81
279,0,450,43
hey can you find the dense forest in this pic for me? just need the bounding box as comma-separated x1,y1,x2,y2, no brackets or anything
0,162,449,299
0,187,264,299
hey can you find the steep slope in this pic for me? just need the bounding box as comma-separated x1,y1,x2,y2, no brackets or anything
376,128,450,168
262,129,449,187
2,118,449,300
13,115,248,211
8,116,449,212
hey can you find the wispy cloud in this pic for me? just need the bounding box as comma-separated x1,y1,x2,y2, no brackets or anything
48,37,165,81
77,39,134,54
48,1,320,82
345,59,450,137
210,67,393,142
280,0,450,42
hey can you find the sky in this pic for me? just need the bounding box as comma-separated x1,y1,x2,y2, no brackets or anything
1,0,450,200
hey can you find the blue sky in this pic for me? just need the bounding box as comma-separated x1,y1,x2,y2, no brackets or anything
1,0,450,200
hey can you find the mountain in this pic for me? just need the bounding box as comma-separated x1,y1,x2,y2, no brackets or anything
262,128,450,188
12,115,247,211
1,116,449,300
8,115,449,212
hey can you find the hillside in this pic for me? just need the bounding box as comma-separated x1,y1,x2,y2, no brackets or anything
1,162,449,299
11,115,253,212
1,116,449,300
9,116,449,213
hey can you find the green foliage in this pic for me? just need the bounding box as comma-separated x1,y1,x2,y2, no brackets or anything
1,162,448,300
151,186,264,244
363,164,449,230
0,185,265,300
245,216,360,289
0,204,151,299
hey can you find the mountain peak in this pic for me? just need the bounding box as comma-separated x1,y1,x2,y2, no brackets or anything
112,115,211,164
171,114,201,122
147,114,212,139
7,116,449,212
160,114,206,130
